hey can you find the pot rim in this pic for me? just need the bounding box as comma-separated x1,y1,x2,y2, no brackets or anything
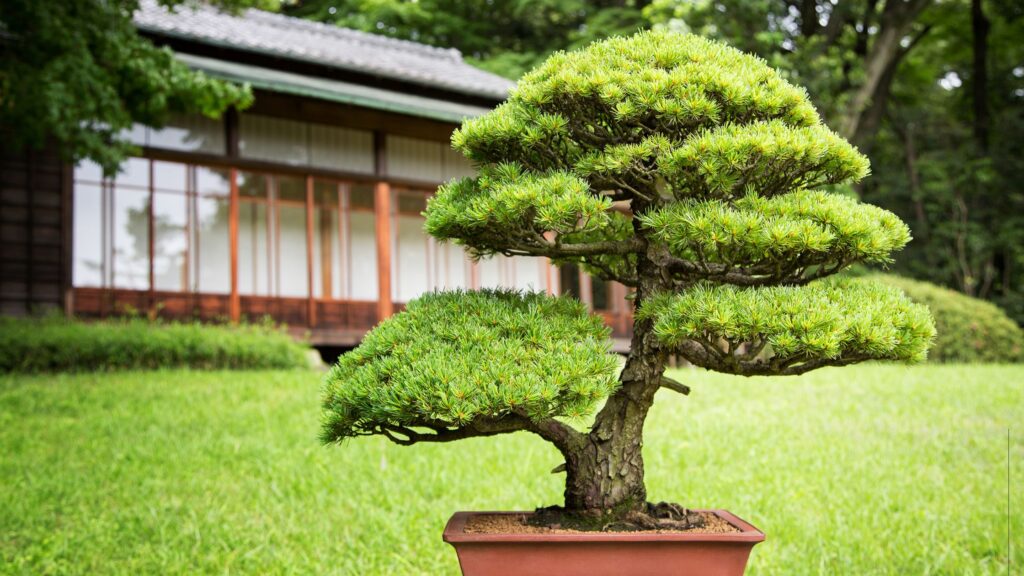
443,509,766,544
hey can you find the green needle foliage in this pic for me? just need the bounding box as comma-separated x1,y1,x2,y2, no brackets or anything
425,163,613,257
641,190,911,271
638,278,936,375
324,30,936,514
321,291,619,443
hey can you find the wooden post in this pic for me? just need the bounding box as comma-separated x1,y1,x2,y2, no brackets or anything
306,175,317,327
374,131,393,321
375,181,393,320
228,167,240,323
62,162,74,318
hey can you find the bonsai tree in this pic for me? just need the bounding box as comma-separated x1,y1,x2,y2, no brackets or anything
321,31,935,528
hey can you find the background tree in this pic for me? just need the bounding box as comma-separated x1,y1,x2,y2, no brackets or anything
321,32,935,525
644,0,1024,322
284,0,653,79
0,0,261,175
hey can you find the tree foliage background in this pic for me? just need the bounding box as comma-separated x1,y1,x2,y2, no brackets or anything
0,0,262,175
287,0,1024,323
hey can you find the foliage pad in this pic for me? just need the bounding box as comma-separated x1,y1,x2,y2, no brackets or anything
321,291,619,443
639,278,935,374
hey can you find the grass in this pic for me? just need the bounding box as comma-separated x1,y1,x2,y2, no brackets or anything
0,364,1020,575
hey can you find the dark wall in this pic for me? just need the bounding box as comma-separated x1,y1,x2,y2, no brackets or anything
0,143,68,316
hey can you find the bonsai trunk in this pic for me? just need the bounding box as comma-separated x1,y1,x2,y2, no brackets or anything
563,246,667,516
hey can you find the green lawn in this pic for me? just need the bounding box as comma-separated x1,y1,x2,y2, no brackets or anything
0,365,1020,575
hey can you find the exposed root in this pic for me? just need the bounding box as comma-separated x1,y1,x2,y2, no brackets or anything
528,501,706,532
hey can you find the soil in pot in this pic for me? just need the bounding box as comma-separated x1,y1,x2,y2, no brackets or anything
466,510,741,535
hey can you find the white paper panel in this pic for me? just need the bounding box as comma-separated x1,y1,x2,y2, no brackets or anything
238,202,271,296
442,146,476,180
386,135,443,182
348,212,378,300
394,216,431,301
239,114,309,165
277,205,308,297
513,257,544,291
310,124,374,173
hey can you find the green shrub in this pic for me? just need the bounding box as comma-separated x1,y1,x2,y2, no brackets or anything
870,274,1024,363
0,317,311,373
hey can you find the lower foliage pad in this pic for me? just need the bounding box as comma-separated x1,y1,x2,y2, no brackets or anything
321,290,620,443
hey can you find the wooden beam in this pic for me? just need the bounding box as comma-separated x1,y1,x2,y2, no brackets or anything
61,161,74,318
306,175,317,327
228,168,240,323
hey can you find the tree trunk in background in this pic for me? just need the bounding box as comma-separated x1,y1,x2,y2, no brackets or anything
841,0,932,146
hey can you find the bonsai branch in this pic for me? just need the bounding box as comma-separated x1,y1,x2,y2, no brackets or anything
660,255,853,286
512,237,646,258
372,413,583,455
659,375,691,396
673,338,875,376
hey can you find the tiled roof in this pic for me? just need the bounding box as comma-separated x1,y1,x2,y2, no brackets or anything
134,1,514,101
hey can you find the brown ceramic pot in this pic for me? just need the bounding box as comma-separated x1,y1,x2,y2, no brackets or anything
443,509,764,576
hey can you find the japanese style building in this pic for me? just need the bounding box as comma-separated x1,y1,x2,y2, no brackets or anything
0,2,633,348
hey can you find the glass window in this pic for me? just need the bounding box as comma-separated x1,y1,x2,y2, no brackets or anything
75,159,104,184
112,188,150,289
149,114,225,154
152,161,187,192
120,124,148,147
350,183,375,210
115,157,149,189
396,191,428,214
72,182,105,287
152,192,188,292
191,167,231,294
70,158,392,312
277,176,307,202
238,172,271,296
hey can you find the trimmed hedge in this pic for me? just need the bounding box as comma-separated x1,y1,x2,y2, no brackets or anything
0,317,311,373
870,274,1023,363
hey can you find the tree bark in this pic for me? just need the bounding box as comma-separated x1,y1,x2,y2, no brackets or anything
841,0,931,143
562,201,667,515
